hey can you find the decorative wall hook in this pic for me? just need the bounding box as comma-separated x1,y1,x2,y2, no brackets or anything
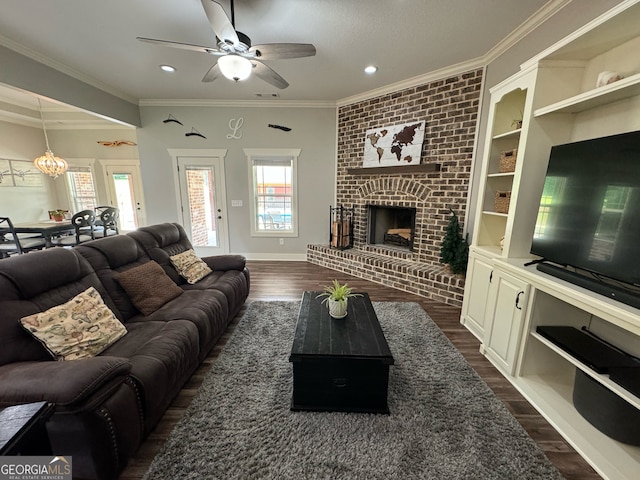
163,114,183,125
186,127,207,139
268,124,291,132
97,140,137,147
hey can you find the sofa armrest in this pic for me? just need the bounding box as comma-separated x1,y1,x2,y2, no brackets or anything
0,356,131,408
202,254,246,271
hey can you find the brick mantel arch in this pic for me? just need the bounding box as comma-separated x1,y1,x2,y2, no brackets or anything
357,178,431,201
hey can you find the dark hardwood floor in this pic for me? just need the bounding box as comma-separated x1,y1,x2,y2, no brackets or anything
119,261,602,480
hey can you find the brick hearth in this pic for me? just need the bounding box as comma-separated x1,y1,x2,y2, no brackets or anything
307,68,483,308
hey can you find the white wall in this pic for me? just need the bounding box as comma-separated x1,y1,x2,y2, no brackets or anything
0,120,57,221
137,104,336,258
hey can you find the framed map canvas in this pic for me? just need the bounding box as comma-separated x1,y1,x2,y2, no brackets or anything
363,120,425,168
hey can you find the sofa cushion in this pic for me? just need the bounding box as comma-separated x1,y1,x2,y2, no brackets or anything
170,249,212,284
128,223,194,284
0,248,120,366
102,320,200,433
116,261,183,315
0,356,131,407
129,289,229,359
75,236,153,321
20,287,127,361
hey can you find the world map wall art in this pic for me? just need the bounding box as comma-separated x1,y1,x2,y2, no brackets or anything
363,120,425,168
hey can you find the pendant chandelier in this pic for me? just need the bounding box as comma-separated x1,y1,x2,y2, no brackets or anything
34,99,68,178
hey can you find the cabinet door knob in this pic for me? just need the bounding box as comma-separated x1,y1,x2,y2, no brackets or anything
515,290,525,310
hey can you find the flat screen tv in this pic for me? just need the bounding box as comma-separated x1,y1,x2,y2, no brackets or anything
530,130,640,308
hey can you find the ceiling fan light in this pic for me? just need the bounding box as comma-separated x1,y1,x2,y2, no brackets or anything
218,54,252,82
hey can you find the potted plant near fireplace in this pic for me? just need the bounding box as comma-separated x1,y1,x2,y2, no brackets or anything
317,280,361,319
439,209,469,275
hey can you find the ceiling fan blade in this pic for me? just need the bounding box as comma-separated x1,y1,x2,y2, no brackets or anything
137,37,223,55
251,60,289,89
201,0,239,47
249,43,316,60
202,63,221,83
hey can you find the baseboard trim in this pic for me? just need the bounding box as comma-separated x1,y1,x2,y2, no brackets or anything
241,253,307,261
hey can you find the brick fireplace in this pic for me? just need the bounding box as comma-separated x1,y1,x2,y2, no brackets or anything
307,68,483,307
367,205,416,251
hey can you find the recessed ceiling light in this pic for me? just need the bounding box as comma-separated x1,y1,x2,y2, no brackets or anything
364,65,378,74
160,65,176,73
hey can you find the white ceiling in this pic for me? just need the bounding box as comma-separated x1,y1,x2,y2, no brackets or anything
0,0,554,127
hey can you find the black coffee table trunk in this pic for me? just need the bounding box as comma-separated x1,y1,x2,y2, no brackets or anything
289,291,394,413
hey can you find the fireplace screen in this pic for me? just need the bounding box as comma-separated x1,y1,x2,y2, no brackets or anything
367,205,416,251
329,205,354,250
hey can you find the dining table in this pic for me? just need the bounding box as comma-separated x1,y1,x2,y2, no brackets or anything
8,220,75,247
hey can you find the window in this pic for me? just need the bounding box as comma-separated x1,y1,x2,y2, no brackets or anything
66,164,98,212
245,148,300,237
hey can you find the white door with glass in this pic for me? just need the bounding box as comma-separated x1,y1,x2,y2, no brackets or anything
177,156,229,256
103,163,147,231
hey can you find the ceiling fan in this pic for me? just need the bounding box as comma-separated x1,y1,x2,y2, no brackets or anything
137,0,316,89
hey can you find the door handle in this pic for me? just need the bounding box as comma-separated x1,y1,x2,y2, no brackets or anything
515,291,525,310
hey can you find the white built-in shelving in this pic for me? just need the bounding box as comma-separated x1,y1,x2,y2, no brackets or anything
461,1,640,479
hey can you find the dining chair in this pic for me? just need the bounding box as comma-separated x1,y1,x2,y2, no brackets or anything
93,206,119,238
0,217,47,258
53,210,96,246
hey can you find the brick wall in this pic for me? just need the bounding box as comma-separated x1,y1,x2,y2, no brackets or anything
307,68,483,307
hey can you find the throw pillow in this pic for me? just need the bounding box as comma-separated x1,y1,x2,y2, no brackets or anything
20,286,127,361
169,249,212,284
115,260,183,315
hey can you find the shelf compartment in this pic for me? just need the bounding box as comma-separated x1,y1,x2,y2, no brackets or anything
534,72,640,116
515,372,640,480
492,128,522,140
531,331,640,410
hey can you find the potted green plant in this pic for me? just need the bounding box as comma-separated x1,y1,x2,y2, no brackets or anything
316,280,361,319
49,209,68,222
439,209,469,275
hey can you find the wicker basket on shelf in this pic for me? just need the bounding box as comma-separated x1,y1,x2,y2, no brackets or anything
499,148,517,173
495,191,511,213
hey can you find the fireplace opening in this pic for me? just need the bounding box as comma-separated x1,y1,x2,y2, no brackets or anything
367,205,416,251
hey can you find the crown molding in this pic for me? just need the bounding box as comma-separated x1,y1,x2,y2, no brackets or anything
483,0,573,64
336,0,573,107
138,98,336,108
336,58,485,107
0,0,584,115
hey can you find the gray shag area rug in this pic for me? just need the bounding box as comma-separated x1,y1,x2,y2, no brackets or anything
143,301,563,480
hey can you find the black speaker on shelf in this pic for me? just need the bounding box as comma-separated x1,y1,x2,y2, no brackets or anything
573,369,640,446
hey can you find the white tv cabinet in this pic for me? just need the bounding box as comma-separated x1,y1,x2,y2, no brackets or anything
461,1,640,479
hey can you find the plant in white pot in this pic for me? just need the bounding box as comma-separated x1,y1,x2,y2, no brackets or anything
316,280,361,319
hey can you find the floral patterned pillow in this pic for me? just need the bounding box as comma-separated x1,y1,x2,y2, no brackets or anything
20,287,127,361
169,249,212,284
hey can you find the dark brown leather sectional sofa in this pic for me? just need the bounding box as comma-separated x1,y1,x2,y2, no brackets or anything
0,223,250,480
